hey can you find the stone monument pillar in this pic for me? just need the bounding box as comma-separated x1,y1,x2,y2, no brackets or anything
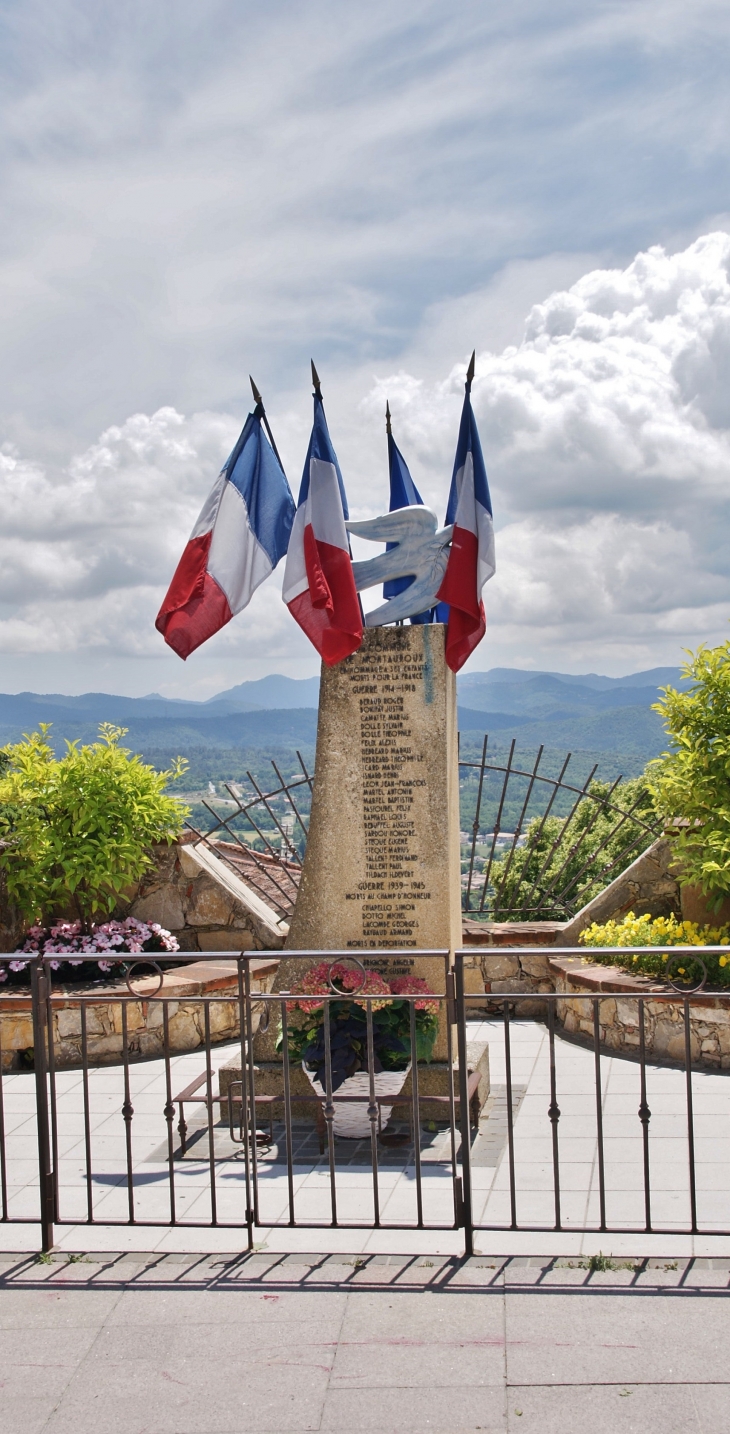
287,623,462,956
225,622,490,1106
259,624,461,1065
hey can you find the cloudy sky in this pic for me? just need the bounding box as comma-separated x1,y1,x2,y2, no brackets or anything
2,0,730,698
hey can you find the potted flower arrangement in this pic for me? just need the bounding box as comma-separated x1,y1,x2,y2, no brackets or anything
278,961,439,1138
1,916,180,988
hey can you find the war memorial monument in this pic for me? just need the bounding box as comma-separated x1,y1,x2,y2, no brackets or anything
160,360,495,1132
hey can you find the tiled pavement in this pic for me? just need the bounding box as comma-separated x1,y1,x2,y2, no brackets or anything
0,1248,729,1433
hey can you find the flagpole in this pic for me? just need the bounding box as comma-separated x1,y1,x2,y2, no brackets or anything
310,358,366,628
466,350,475,393
249,375,285,470
385,401,405,627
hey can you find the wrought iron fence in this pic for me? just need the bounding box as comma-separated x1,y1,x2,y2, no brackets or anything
459,736,661,921
1,949,729,1256
186,737,661,924
185,754,313,920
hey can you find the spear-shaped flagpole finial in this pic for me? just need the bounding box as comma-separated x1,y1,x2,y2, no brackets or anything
248,375,284,468
311,360,322,398
385,400,392,436
466,350,476,391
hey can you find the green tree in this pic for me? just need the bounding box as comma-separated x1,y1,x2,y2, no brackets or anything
648,638,730,904
485,777,657,920
0,724,189,927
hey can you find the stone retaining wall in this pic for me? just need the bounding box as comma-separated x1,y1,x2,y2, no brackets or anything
118,838,289,952
550,955,730,1070
0,957,277,1071
467,947,730,1071
461,922,561,1016
560,837,680,942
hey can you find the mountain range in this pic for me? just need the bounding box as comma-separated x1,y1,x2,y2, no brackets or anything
0,665,685,769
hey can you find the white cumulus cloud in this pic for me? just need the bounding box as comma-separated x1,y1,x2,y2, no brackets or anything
371,232,730,671
2,232,730,693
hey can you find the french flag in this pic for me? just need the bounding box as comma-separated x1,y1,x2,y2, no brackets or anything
156,408,295,660
383,405,433,625
282,386,363,666
436,360,495,672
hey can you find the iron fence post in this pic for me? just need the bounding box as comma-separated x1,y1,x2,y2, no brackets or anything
30,959,54,1253
455,952,474,1257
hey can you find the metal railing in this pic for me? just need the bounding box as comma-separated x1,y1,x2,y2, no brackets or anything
1,948,728,1255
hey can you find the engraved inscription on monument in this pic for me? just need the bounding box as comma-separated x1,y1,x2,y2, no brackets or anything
345,640,429,948
285,623,461,957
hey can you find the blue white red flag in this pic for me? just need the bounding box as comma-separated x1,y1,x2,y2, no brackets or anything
435,382,495,672
156,410,295,660
281,393,363,665
383,419,433,625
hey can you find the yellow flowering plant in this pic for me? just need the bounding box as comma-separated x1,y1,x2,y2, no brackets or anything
579,911,730,986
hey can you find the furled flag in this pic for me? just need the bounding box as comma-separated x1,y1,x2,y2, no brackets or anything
156,406,295,660
382,403,433,625
435,354,495,672
281,368,363,665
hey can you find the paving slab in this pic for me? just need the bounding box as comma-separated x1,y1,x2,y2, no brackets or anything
504,1289,730,1384
320,1384,508,1431
503,1382,711,1433
1,1253,728,1433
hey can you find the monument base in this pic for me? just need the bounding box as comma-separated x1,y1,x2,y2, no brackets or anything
218,1041,489,1128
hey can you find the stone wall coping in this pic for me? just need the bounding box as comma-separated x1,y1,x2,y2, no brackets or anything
0,955,279,1010
547,953,662,995
462,921,567,946
182,843,289,942
547,953,730,1008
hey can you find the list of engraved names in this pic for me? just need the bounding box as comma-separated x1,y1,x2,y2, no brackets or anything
343,635,432,948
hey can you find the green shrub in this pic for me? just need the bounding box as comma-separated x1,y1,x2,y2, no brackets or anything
648,638,730,905
0,724,189,927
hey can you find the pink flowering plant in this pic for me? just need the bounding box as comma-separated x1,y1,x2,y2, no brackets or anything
286,961,392,1014
0,917,179,987
278,962,439,1090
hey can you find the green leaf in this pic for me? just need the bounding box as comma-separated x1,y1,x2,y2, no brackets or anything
0,725,189,924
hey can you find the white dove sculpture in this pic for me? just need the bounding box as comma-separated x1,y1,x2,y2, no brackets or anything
346,507,453,626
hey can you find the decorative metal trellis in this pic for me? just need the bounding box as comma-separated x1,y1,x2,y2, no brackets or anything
188,735,662,925
186,751,312,922
460,735,661,922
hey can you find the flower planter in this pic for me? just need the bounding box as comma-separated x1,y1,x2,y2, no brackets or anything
303,1062,411,1138
680,883,730,929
